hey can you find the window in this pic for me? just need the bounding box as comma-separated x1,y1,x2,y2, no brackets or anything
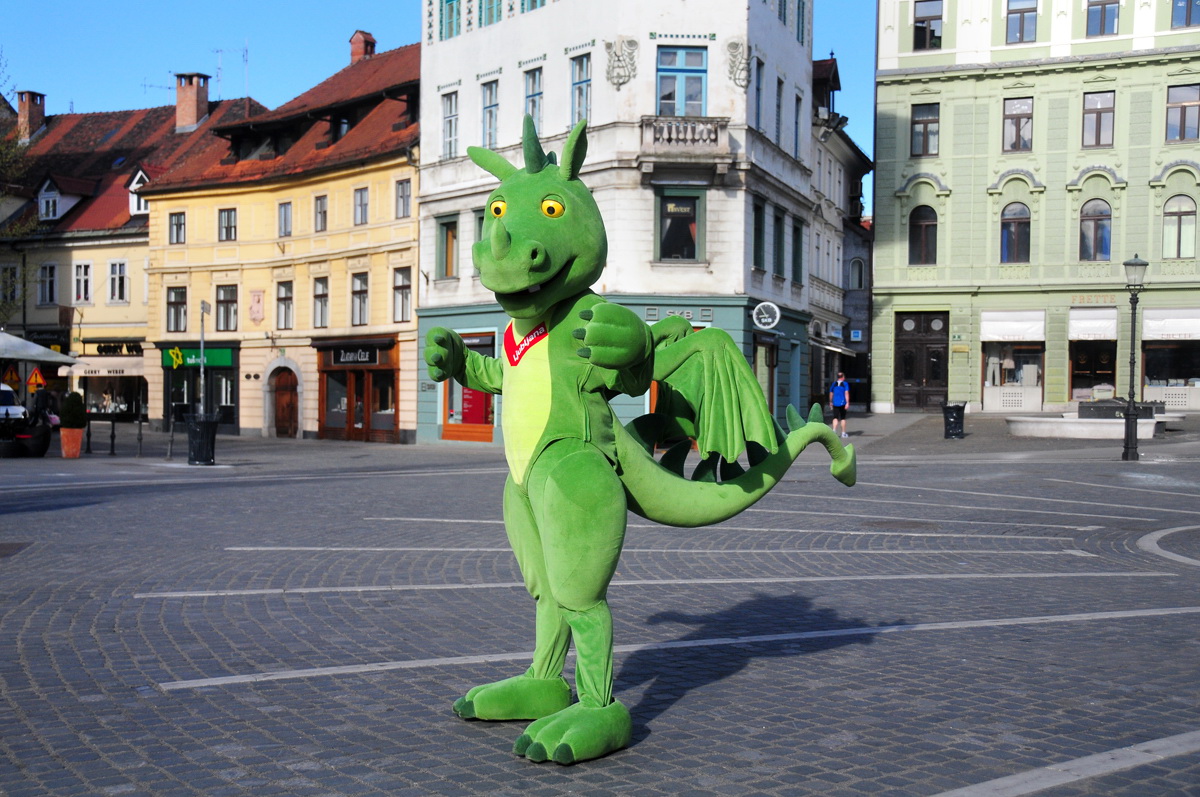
571,54,591,125
849,258,866,290
354,187,369,226
1167,84,1200,142
440,0,461,39
910,103,940,157
481,80,499,149
525,68,543,133
393,267,412,322
218,208,237,241
1172,0,1200,28
522,0,545,9
913,0,943,50
108,262,128,304
475,208,486,243
772,210,786,276
752,201,766,270
657,191,703,261
1079,199,1112,261
313,277,329,328
775,79,784,143
791,220,804,282
167,287,187,332
395,179,411,219
130,173,150,214
754,59,764,131
1003,98,1033,152
1000,202,1031,263
74,263,91,303
908,205,937,265
314,195,328,232
40,195,58,220
797,1,807,42
442,92,459,158
351,272,369,326
1087,0,1118,36
277,202,292,237
1006,0,1037,44
481,0,501,26
169,212,186,244
276,281,293,330
793,94,802,158
216,285,238,331
37,264,56,305
1082,91,1114,148
438,218,459,278
1163,195,1197,260
0,265,16,304
657,47,707,117
778,0,787,24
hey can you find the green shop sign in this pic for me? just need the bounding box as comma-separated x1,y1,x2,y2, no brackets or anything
161,347,234,369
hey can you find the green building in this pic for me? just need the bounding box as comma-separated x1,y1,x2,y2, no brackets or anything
873,0,1200,414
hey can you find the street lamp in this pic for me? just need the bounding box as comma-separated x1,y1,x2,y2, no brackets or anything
1121,254,1148,461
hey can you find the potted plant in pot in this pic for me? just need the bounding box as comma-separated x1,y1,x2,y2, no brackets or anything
59,391,87,459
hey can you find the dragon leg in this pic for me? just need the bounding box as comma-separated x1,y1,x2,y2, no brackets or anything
512,439,633,765
452,474,572,721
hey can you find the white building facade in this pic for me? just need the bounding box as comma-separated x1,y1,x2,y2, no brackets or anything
417,0,869,445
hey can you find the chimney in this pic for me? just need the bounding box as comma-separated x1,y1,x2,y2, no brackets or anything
350,31,376,64
17,91,46,143
174,73,211,133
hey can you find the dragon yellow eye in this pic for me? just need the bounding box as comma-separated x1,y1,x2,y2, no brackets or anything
541,199,565,218
489,200,507,218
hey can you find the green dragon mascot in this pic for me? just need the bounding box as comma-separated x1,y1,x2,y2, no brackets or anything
425,117,856,765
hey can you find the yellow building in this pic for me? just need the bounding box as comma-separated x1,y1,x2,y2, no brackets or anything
142,33,421,442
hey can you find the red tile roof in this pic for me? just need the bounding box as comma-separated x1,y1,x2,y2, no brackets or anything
146,42,419,193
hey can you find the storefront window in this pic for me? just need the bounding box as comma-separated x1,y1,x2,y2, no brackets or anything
371,371,396,429
325,372,348,429
983,342,1042,386
1145,342,1200,387
213,372,235,424
444,334,495,441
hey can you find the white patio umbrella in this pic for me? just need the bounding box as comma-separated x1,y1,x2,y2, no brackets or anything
0,331,78,365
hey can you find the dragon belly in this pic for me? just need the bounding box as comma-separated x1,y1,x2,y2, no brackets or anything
501,323,553,485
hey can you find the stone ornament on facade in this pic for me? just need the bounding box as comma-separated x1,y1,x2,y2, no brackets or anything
727,38,751,89
604,38,638,91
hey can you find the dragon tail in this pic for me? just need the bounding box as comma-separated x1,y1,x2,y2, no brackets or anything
616,404,856,528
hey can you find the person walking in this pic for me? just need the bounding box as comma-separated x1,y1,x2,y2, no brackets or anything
828,372,850,438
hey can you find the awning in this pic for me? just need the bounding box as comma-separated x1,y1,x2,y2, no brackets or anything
811,340,857,357
1068,308,1118,340
980,310,1045,341
1143,308,1200,340
57,356,146,378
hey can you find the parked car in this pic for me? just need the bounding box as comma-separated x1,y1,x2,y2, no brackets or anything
0,383,28,421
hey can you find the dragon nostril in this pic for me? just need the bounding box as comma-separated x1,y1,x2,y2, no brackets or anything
530,247,541,262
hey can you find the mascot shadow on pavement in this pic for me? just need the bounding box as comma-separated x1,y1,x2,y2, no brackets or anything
425,116,856,765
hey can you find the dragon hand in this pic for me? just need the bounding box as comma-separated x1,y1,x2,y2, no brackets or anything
425,327,466,382
573,304,652,369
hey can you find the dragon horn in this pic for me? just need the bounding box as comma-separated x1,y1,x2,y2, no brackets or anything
467,146,517,181
522,114,548,174
560,118,588,181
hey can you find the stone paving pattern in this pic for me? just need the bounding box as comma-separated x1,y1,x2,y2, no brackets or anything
2,413,1199,795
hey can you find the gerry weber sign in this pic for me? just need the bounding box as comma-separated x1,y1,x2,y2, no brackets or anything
333,346,378,365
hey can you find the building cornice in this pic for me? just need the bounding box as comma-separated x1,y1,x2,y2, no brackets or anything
878,44,1200,84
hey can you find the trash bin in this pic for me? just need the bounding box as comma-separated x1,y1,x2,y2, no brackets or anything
185,413,220,465
942,402,965,440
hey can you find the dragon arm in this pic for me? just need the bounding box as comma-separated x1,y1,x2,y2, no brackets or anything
463,350,504,394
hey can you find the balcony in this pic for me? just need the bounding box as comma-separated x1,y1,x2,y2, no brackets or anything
639,116,732,183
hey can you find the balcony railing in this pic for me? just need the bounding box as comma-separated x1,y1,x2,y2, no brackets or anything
640,115,730,158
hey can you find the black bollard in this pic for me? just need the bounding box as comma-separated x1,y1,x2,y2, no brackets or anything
137,415,143,458
85,416,92,454
109,419,116,455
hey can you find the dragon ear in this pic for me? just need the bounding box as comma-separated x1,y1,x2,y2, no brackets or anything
468,146,517,181
560,119,588,181
522,114,548,174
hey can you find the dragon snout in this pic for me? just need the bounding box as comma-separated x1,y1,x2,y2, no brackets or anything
488,222,549,273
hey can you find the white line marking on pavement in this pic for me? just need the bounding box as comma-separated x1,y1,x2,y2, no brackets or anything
227,545,1095,557
773,492,1150,522
931,729,1200,797
747,507,1096,532
1137,525,1200,568
858,480,1183,516
362,518,1072,541
134,570,1171,600
155,605,1200,691
1047,478,1200,505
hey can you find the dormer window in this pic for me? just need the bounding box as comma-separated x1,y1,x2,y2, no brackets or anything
128,170,150,215
38,181,61,220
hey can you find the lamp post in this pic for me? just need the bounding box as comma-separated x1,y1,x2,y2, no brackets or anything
1121,255,1148,462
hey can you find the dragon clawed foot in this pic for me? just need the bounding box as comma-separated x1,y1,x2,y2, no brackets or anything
513,701,632,765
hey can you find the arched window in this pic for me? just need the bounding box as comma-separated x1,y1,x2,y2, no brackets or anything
1079,199,1112,261
849,258,866,289
908,205,937,265
1163,194,1197,260
1000,202,1030,263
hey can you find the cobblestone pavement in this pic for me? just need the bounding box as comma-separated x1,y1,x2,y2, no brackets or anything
2,417,1199,795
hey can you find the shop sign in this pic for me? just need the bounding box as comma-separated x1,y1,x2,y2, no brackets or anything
1070,293,1117,306
161,347,234,368
334,346,379,365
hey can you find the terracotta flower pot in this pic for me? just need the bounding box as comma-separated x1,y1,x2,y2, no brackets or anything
60,427,84,459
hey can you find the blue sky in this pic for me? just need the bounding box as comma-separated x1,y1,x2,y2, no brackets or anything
2,0,875,201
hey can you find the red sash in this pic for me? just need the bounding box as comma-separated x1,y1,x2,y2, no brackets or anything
504,322,548,366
